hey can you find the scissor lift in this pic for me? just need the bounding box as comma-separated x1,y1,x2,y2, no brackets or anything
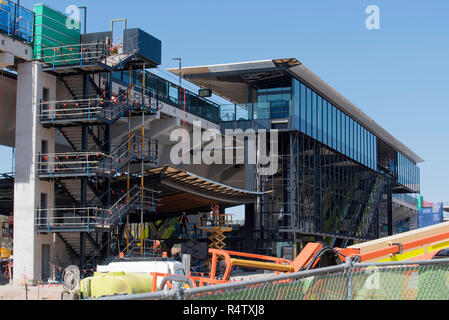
199,212,233,250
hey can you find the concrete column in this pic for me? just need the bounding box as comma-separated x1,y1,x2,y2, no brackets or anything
13,62,56,285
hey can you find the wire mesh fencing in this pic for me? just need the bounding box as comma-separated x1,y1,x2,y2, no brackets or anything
97,258,449,301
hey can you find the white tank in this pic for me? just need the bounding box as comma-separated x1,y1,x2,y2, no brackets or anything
97,260,186,288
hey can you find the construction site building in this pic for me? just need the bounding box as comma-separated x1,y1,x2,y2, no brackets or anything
0,1,423,284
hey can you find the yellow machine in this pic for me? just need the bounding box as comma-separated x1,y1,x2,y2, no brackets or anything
0,248,11,259
199,208,233,250
79,272,154,299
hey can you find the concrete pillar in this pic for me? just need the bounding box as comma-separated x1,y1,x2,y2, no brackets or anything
13,62,56,285
0,52,14,69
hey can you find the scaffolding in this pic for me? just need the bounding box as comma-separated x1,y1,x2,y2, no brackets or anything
252,131,392,255
33,20,163,272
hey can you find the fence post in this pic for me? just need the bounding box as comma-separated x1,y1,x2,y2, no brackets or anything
346,257,353,300
173,280,184,300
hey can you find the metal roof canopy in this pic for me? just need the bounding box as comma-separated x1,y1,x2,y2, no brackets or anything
145,165,266,213
167,58,424,164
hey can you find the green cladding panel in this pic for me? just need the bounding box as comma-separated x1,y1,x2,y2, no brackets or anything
33,4,81,64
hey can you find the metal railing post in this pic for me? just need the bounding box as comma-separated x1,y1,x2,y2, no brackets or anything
173,280,184,300
346,257,353,300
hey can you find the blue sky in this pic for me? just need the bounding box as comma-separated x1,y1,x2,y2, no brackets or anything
4,0,449,204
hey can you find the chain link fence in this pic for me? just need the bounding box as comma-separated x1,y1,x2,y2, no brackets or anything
97,258,449,300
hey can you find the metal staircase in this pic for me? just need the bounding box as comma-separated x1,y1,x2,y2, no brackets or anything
36,185,159,233
37,132,157,179
57,179,98,206
56,233,101,259
58,74,100,101
38,89,158,128
34,33,162,269
38,40,142,73
58,126,104,152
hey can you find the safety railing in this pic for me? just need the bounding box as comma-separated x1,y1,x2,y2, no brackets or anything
221,101,291,122
36,185,160,232
199,213,233,228
37,95,158,125
37,41,109,68
96,258,449,300
121,71,221,124
36,207,102,232
0,0,34,43
36,38,140,70
120,239,162,258
36,133,158,178
36,151,105,177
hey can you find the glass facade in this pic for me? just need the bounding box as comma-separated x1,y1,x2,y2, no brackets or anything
216,73,422,252
113,70,221,124
220,76,420,193
292,79,378,171
397,153,420,193
258,131,390,247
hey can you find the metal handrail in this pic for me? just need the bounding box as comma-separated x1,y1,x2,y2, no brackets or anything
37,132,158,178
38,41,109,66
37,92,158,124
35,185,160,231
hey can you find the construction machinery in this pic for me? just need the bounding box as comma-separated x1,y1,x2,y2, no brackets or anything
199,206,233,250
77,221,449,298
164,220,449,286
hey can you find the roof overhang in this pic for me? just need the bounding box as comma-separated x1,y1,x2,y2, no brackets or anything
167,58,424,164
145,165,267,213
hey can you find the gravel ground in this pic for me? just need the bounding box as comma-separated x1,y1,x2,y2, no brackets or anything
0,283,64,300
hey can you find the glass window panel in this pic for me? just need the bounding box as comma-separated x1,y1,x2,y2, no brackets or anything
369,132,373,169
357,123,361,163
365,129,368,166
341,113,345,155
361,127,365,166
374,136,377,170
366,131,370,168
333,105,337,150
301,83,306,133
336,109,341,153
368,132,371,168
346,115,350,156
372,133,375,169
354,123,358,163
364,129,368,167
323,100,328,146
350,119,354,160
306,87,312,137
311,91,317,139
318,96,323,142
342,113,347,156
328,103,331,148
